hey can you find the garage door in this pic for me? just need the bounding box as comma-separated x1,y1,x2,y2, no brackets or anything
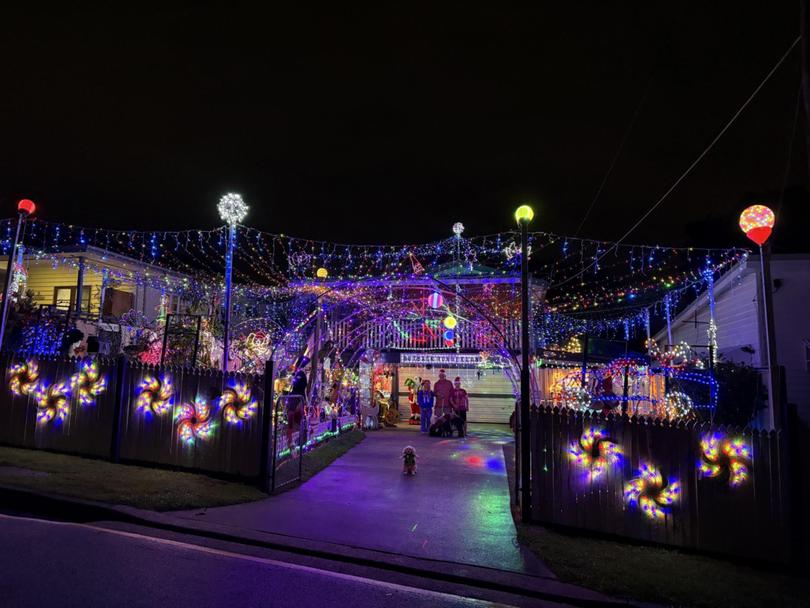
397,365,515,424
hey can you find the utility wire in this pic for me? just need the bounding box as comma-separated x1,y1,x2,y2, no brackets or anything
553,34,802,289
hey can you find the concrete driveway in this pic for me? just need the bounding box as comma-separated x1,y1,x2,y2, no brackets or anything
173,423,550,576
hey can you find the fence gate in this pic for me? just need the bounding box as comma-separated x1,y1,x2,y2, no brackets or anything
269,394,306,492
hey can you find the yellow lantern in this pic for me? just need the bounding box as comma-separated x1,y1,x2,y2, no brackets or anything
443,315,457,330
316,267,329,279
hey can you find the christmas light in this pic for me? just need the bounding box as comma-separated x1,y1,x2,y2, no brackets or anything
220,381,258,424
567,427,621,481
8,359,39,396
34,381,70,424
175,399,215,445
135,374,174,415
698,433,751,487
217,193,248,226
70,359,107,407
624,463,680,519
514,204,535,223
738,204,775,246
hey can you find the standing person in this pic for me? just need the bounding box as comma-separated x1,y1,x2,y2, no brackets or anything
417,379,434,433
450,376,469,437
433,369,453,416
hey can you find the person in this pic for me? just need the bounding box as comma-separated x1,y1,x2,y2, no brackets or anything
433,369,453,416
450,376,469,437
417,379,434,433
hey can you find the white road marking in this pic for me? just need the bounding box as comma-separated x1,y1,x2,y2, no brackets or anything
0,513,519,607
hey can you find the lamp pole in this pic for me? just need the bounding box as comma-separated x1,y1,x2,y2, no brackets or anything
0,199,36,350
738,205,779,428
515,204,534,522
217,193,249,373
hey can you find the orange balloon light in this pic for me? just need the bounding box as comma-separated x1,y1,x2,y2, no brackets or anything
739,205,775,246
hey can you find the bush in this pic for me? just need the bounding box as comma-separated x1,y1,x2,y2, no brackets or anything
712,359,766,426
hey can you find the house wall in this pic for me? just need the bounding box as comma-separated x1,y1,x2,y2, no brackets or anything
660,257,810,422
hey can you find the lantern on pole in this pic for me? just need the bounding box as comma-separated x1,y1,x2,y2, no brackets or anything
0,200,36,349
738,205,775,246
515,202,534,521
218,193,248,373
739,204,779,428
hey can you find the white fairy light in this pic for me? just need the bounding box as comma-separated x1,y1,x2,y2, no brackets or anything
452,222,465,236
217,193,248,226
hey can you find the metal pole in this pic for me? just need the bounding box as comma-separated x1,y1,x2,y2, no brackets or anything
759,244,780,429
74,256,86,317
0,213,25,350
222,224,235,373
519,219,532,522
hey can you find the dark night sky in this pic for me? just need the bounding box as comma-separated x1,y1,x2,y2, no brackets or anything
0,4,806,250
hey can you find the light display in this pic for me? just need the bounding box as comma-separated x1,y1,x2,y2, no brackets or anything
443,315,457,330
34,382,70,424
698,433,751,486
664,391,694,419
316,267,329,279
8,359,40,396
624,463,680,519
567,427,621,481
428,291,444,308
175,399,215,445
135,374,174,415
738,204,775,246
217,193,249,226
452,222,465,236
70,359,107,406
514,204,535,223
220,381,258,424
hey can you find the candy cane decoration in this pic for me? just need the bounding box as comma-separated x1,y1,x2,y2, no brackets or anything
34,382,71,424
220,382,258,424
624,463,680,519
567,427,621,481
71,359,107,407
8,359,39,396
135,374,174,415
699,433,751,487
175,399,215,445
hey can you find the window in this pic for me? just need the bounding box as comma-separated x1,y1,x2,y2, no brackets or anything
102,288,134,318
53,286,92,312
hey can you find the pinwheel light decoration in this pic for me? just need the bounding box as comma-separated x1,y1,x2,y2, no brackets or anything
9,359,40,396
567,427,622,481
175,399,215,445
220,381,258,424
135,374,174,415
34,382,70,424
664,391,694,419
71,359,107,407
624,463,680,519
698,433,751,487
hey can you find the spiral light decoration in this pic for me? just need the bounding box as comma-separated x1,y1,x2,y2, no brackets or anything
71,359,107,407
34,382,70,424
8,359,40,396
175,399,215,445
624,463,681,519
220,382,258,424
135,374,174,415
567,427,621,481
699,433,751,487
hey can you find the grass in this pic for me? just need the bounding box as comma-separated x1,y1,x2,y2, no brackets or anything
503,445,810,608
0,429,366,511
272,428,365,492
516,523,809,608
0,447,267,511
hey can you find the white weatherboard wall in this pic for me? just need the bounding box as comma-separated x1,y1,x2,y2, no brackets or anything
657,255,810,423
397,365,515,424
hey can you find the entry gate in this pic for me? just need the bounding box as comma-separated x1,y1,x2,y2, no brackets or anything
269,394,306,492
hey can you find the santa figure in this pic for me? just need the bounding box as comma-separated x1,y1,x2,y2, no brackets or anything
404,378,420,425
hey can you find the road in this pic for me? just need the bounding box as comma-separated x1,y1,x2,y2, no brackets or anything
0,514,567,608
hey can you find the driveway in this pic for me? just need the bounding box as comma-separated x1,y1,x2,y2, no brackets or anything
173,423,550,576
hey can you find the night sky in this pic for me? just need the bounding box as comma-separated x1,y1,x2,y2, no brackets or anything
1,4,806,251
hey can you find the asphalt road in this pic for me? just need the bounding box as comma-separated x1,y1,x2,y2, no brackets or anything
0,514,565,608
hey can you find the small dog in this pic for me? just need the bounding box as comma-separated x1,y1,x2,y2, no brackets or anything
402,445,417,475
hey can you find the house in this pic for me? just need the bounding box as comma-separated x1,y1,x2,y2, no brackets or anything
655,254,810,424
1,245,205,355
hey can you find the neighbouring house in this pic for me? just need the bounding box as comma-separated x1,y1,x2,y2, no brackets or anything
655,253,810,424
0,245,206,355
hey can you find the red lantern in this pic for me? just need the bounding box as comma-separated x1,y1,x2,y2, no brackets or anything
738,205,774,246
17,199,36,216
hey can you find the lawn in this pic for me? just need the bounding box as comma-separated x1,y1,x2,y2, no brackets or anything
0,429,365,511
504,445,810,608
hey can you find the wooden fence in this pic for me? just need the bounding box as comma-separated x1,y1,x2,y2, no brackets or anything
529,406,789,563
0,352,358,481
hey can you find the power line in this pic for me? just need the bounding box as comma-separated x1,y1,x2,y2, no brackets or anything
554,34,802,289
